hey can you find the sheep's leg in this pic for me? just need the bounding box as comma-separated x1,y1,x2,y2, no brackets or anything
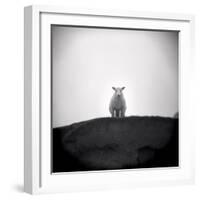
119,110,122,118
111,110,115,117
114,110,117,117
112,110,114,117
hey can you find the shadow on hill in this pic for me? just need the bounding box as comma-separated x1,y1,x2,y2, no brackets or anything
53,116,178,173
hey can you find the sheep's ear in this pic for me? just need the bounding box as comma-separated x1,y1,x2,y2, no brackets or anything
112,87,116,91
121,87,125,90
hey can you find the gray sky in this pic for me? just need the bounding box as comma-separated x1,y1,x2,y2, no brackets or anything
52,26,178,128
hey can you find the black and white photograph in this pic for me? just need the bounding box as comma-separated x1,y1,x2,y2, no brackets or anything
52,25,179,173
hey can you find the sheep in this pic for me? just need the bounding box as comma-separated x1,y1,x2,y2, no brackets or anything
109,87,127,118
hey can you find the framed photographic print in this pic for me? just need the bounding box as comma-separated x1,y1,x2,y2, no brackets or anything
24,5,195,194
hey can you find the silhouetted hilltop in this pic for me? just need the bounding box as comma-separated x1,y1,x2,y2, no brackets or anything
53,116,178,172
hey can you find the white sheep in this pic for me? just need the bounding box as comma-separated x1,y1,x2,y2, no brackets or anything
109,87,127,117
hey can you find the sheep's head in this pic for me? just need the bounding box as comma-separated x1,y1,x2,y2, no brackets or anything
112,87,125,96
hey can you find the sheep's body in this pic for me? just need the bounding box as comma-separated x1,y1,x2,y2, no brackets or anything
109,87,126,117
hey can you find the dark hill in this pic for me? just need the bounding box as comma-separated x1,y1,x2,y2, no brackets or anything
53,116,178,172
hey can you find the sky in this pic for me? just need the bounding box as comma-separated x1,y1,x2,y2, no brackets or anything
52,26,178,128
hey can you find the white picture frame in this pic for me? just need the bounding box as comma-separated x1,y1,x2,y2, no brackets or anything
24,5,195,194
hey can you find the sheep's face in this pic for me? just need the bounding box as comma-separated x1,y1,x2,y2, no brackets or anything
112,87,125,96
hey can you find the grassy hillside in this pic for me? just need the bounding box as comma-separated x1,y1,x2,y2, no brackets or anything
53,116,178,172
